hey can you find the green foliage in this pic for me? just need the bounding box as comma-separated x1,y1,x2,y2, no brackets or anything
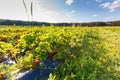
0,26,120,80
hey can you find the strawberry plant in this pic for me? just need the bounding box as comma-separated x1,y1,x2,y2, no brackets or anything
0,26,120,79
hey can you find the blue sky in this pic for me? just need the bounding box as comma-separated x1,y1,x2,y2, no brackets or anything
0,0,120,23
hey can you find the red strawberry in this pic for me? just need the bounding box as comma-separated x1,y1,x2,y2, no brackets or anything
34,59,40,65
0,75,3,80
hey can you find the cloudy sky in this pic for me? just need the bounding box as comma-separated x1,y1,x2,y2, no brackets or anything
0,0,120,23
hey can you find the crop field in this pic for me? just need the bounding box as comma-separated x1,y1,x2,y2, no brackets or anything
0,26,120,80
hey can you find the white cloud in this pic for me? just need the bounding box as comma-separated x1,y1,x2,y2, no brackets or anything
33,0,73,23
105,16,114,20
92,14,97,17
104,16,120,21
100,2,110,7
100,0,120,12
42,10,60,22
35,9,68,23
96,0,102,2
66,10,75,17
65,0,74,5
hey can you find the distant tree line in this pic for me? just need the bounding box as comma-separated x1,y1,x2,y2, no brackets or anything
0,19,120,27
0,19,50,26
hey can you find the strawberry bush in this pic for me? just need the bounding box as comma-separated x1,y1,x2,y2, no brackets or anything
0,26,120,80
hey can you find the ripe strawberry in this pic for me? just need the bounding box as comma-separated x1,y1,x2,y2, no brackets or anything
0,75,3,80
34,59,40,65
0,77,2,80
